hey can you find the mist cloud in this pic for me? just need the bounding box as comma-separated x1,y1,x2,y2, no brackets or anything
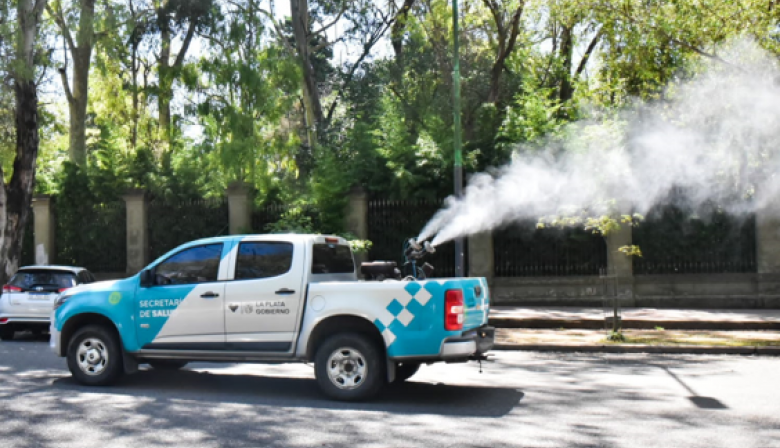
420,40,780,246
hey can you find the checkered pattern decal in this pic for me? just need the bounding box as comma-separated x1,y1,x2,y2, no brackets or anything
373,281,435,348
370,279,489,358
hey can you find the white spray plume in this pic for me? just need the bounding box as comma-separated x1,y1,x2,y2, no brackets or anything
420,41,780,246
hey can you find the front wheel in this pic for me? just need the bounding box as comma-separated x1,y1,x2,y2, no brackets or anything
314,332,386,401
66,325,124,386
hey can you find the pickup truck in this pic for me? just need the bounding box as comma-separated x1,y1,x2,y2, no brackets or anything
50,234,494,401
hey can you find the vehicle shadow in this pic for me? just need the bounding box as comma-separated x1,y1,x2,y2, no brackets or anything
51,369,523,418
1,331,50,343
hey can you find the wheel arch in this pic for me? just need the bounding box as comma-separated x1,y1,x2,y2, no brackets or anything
305,314,386,362
59,313,121,357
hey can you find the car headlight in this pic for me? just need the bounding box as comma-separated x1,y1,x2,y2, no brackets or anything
53,294,73,311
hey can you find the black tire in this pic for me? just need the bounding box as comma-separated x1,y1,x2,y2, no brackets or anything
66,325,124,386
148,360,188,370
314,332,386,401
393,362,421,383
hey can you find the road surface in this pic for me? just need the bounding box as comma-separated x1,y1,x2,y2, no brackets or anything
1,333,778,448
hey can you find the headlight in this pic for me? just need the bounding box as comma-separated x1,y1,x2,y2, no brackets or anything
53,294,72,311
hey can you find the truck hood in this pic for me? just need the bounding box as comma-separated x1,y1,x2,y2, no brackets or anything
63,278,130,296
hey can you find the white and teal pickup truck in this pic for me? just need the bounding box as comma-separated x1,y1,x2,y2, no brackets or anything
50,234,494,401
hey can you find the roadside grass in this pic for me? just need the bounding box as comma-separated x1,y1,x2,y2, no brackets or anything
496,329,780,347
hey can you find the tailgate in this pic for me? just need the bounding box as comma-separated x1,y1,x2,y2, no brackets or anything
458,278,490,330
7,289,59,315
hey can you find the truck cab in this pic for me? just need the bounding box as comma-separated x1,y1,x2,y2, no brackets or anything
51,234,494,401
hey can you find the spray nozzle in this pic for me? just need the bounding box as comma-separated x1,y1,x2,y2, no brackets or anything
405,238,436,260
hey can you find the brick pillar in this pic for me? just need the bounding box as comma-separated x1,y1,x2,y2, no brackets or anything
605,223,635,306
756,209,780,303
122,190,148,274
226,181,252,235
345,186,369,274
345,185,368,240
31,195,55,265
468,231,494,284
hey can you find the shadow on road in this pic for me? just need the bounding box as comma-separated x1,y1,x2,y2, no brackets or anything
50,369,523,417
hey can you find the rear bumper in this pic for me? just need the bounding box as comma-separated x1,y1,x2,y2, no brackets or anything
442,325,494,358
394,325,495,362
0,315,50,325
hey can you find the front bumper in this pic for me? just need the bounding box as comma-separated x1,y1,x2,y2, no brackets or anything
49,312,62,356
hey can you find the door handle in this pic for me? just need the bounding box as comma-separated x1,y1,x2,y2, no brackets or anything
200,292,220,298
275,288,295,295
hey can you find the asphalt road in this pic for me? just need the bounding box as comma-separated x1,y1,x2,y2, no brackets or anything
1,333,779,448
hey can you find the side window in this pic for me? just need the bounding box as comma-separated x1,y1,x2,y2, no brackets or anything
154,244,223,285
235,242,293,280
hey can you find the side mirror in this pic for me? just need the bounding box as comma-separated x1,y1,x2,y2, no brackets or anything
139,269,154,287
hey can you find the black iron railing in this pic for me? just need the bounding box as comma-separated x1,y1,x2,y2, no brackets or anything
148,198,229,260
54,200,126,272
493,223,607,277
366,199,460,278
633,208,756,275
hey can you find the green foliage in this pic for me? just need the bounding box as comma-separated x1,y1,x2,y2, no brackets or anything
16,0,780,252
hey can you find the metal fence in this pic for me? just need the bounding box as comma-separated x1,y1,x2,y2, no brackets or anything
493,223,607,277
148,198,229,260
54,200,126,272
366,199,460,278
633,209,756,275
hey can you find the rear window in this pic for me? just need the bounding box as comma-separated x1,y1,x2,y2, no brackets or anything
311,244,354,274
10,271,77,289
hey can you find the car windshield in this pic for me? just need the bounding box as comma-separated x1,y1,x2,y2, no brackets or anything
9,270,77,289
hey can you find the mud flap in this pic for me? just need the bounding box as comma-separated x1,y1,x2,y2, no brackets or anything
123,351,138,374
386,357,396,383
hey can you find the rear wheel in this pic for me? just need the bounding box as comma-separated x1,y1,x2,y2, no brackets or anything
393,362,421,383
0,326,15,341
66,325,124,386
148,360,188,370
314,332,386,401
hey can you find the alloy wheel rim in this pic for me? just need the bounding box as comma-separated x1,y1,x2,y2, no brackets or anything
326,347,367,390
76,338,109,376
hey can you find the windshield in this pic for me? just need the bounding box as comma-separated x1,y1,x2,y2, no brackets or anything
9,270,77,290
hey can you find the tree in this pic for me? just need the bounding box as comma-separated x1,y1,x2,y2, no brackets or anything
0,0,48,284
47,0,97,166
481,0,525,104
154,0,213,145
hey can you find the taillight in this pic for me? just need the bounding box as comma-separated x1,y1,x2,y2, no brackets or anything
2,285,22,293
58,287,70,293
0,318,7,324
444,289,464,331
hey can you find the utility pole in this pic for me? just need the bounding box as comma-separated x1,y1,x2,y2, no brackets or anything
452,0,465,277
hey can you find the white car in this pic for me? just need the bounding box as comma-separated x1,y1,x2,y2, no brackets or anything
1,266,95,340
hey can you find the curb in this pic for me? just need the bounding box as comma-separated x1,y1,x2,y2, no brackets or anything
489,318,780,331
493,343,780,355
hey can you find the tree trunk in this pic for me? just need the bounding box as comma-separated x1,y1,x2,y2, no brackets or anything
290,0,323,146
558,25,574,104
158,22,172,143
391,0,415,82
487,62,503,104
2,0,45,284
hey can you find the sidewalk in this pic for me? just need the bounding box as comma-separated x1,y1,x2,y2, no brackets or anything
487,306,780,355
489,306,780,330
